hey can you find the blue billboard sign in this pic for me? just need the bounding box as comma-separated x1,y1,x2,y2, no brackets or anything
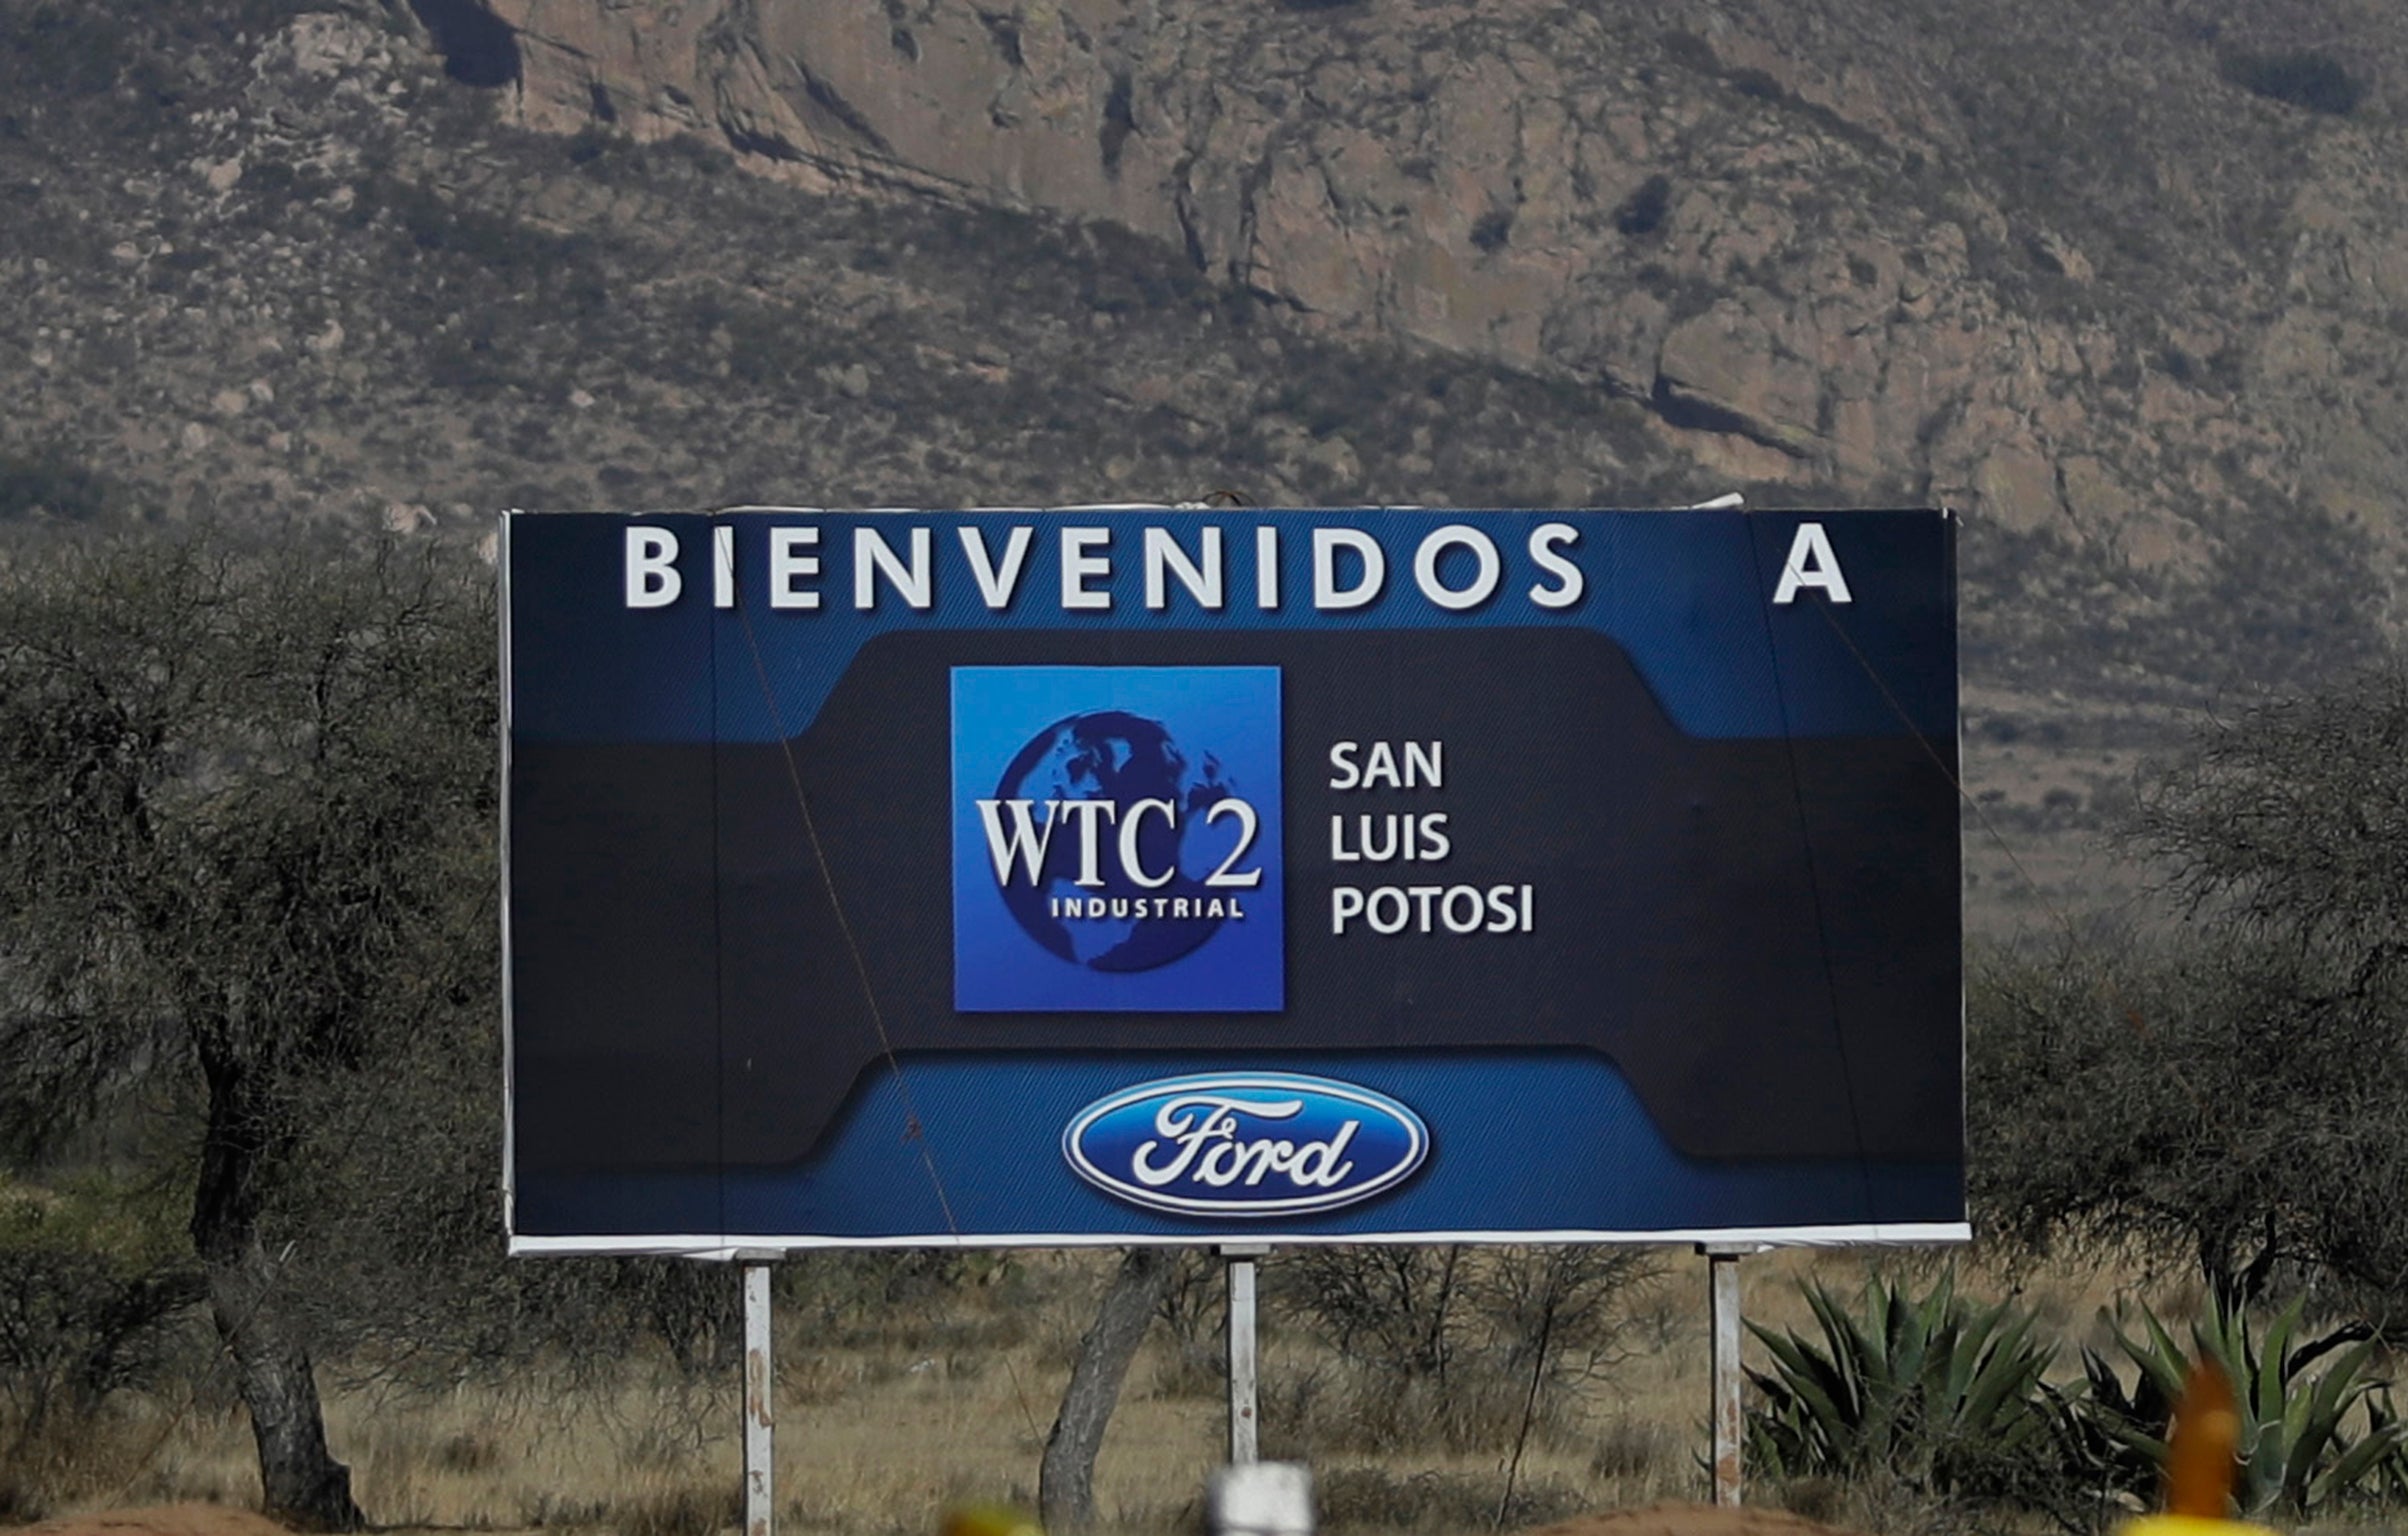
501,508,1964,1253
951,665,1286,1012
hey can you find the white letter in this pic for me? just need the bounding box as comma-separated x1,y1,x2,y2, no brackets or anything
959,525,1034,610
1061,527,1113,611
1314,528,1385,610
1256,526,1280,609
1288,1122,1357,1186
1203,799,1264,887
1773,521,1853,605
1329,742,1361,790
1118,799,1177,889
1442,886,1483,934
712,525,735,609
768,527,821,610
1528,522,1584,609
854,526,933,610
625,527,680,608
1419,813,1451,861
1412,525,1501,610
976,799,1059,885
1060,799,1117,886
1144,526,1224,610
1331,887,1364,934
1487,885,1519,932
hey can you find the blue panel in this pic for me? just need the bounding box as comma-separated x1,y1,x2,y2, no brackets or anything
951,666,1284,1012
503,507,1963,1250
513,1053,1961,1240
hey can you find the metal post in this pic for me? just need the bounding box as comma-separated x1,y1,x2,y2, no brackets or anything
1711,1252,1741,1506
1699,1243,1756,1508
1224,1243,1268,1464
743,1259,775,1536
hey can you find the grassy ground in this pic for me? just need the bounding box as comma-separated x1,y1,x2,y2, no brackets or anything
13,1247,2205,1536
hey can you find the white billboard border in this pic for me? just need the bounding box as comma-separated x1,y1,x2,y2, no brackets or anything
494,506,1969,1259
509,1222,1971,1259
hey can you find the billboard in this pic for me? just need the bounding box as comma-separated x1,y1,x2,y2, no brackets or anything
502,508,1963,1254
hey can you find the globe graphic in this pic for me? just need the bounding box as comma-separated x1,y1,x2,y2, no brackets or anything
993,709,1246,972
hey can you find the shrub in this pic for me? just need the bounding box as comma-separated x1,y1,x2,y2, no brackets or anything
1749,1275,2408,1526
609,1481,743,1536
0,1185,203,1519
1279,1245,1466,1383
1146,1248,1226,1398
1745,1272,2064,1506
1272,1245,1657,1454
1614,175,1674,238
2075,1295,2406,1519
1972,665,2408,1318
3,6,122,99
0,446,112,523
2220,50,2364,116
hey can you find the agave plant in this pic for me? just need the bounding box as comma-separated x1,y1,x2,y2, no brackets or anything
2076,1293,2406,1519
1744,1271,2062,1501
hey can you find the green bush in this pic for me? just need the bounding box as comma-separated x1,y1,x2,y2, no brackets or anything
1748,1275,2408,1526
1745,1272,2063,1505
2075,1295,2406,1519
0,1183,203,1519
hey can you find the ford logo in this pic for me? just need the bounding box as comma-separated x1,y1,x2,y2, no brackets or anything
1062,1073,1429,1217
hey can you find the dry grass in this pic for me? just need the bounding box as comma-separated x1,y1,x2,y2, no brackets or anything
8,1248,2214,1536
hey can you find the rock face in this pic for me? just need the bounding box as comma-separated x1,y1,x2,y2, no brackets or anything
10,0,2395,914
475,0,2408,604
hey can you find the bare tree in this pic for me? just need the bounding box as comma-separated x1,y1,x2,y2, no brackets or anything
1272,1244,1657,1457
1040,1247,1176,1533
0,531,496,1528
2134,666,2408,991
1971,662,2408,1316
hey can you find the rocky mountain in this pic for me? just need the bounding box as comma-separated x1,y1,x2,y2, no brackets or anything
482,0,2408,616
6,0,2405,919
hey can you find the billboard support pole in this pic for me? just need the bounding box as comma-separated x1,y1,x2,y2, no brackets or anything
1699,1243,1761,1507
742,1257,776,1536
1223,1244,1269,1464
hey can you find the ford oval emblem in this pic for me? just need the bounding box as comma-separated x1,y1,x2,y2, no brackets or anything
1062,1072,1429,1217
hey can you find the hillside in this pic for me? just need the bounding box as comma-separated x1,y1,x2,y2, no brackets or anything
481,0,2408,680
5,0,2403,918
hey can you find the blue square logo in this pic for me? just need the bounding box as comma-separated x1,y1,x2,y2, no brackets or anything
952,667,1284,1012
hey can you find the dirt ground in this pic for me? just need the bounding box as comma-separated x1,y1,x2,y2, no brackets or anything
1522,1506,1857,1536
6,1510,291,1536
9,1504,1861,1536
